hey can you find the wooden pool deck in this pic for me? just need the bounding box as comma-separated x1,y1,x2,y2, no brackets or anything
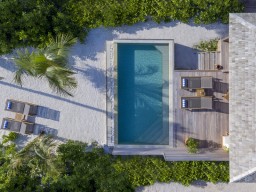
112,38,230,161
173,70,229,148
173,38,229,149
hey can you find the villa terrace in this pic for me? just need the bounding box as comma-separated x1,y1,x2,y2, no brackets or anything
112,38,230,161
174,38,229,149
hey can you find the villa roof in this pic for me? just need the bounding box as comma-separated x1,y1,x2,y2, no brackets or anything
229,13,256,182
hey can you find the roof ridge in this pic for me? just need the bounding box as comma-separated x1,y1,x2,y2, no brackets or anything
230,13,256,30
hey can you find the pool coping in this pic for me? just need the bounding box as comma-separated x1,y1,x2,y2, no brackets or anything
106,39,174,148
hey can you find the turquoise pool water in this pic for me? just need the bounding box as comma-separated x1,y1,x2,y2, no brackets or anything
117,43,169,145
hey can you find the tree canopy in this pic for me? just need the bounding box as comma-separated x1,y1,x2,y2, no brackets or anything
0,0,244,54
0,133,229,191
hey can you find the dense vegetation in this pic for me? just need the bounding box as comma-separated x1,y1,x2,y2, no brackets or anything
0,133,229,191
0,0,243,54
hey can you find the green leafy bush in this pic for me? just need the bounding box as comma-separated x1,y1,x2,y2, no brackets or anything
114,156,172,187
194,38,219,52
2,132,19,144
114,156,229,187
186,138,199,153
0,0,244,54
0,139,229,191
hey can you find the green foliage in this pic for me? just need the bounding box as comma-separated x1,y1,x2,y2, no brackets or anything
186,137,199,153
114,156,229,188
0,0,244,55
2,132,18,144
56,141,133,192
170,161,229,186
14,34,78,96
0,0,85,54
114,156,172,187
66,0,243,28
194,38,219,52
0,137,229,191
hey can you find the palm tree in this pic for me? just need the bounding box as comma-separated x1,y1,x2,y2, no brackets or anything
9,135,61,179
14,34,78,96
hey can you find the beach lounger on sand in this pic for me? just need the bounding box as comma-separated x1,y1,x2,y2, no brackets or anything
5,99,38,116
1,118,34,134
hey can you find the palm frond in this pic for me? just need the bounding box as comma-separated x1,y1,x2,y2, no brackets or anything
13,49,35,85
13,34,78,97
44,34,77,67
45,66,77,96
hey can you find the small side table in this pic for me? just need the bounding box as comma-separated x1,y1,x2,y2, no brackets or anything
223,92,229,100
15,113,25,121
196,88,205,97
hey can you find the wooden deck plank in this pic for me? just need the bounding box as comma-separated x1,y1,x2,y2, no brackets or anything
221,40,229,70
173,71,229,148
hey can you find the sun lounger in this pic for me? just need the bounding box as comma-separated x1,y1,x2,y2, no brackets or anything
1,118,34,134
5,99,38,116
181,97,213,109
181,76,213,89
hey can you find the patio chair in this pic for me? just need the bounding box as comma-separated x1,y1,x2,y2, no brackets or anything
1,118,34,134
181,76,213,89
181,96,213,109
5,99,38,116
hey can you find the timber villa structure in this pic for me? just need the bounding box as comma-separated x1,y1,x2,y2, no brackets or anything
108,13,256,182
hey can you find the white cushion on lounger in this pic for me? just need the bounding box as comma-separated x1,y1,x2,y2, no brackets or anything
182,99,187,108
182,78,187,87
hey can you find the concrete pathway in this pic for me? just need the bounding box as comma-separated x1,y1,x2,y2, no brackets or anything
137,182,256,192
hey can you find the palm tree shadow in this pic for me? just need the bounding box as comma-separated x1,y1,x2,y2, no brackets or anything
73,65,106,93
0,81,106,115
0,55,16,72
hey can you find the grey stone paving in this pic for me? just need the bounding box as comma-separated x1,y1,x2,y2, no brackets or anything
136,182,256,192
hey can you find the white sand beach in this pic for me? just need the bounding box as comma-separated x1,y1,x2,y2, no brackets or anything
0,21,228,146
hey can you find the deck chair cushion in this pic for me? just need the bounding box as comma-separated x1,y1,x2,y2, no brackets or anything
7,101,12,109
182,99,188,108
182,78,188,87
3,120,8,129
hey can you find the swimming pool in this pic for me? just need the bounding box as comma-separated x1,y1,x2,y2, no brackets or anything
116,41,171,145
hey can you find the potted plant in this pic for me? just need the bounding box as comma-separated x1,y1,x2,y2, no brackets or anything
185,137,199,153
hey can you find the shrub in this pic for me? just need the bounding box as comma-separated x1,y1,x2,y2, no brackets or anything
114,156,172,187
2,132,19,144
186,137,199,153
0,0,244,55
194,38,219,52
0,139,229,190
114,156,229,187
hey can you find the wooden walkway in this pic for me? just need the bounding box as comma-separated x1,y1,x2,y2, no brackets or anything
173,71,229,148
197,38,229,71
112,147,228,161
198,51,221,70
219,38,229,71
